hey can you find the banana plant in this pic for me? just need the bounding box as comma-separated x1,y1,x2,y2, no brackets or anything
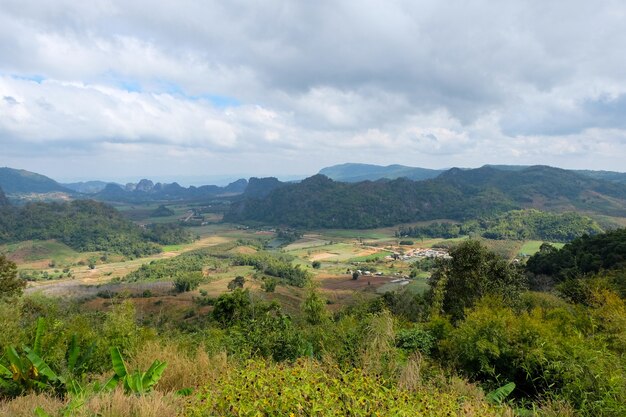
104,347,167,395
63,334,95,395
0,318,62,394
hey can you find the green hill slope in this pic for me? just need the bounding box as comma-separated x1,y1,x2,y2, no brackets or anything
226,166,626,228
0,167,72,194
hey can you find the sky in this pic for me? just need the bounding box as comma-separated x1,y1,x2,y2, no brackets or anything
1,1,626,183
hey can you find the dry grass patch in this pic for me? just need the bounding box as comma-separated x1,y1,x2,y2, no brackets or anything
128,341,228,393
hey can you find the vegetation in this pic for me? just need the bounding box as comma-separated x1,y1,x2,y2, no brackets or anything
428,240,527,321
124,245,232,282
173,272,203,293
397,209,604,242
0,200,192,257
2,213,626,416
0,255,24,299
150,205,175,217
226,166,626,228
232,252,311,287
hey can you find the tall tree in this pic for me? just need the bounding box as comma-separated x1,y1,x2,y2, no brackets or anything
429,240,526,321
0,254,24,299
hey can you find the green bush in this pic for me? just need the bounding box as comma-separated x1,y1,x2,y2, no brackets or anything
443,296,626,416
173,272,203,293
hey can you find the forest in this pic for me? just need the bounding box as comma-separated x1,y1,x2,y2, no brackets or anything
396,209,605,242
0,200,193,257
225,166,626,228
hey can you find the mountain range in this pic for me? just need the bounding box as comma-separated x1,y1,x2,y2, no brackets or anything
318,163,626,184
225,165,626,228
2,165,626,222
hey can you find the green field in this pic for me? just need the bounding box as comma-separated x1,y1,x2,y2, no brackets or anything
519,240,565,256
348,251,392,262
0,240,79,263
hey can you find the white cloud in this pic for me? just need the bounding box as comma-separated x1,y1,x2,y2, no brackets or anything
1,0,626,179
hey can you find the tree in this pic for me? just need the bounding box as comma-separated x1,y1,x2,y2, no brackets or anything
228,275,245,291
173,271,203,293
0,254,24,299
428,240,526,321
301,286,329,325
262,277,278,292
311,261,321,269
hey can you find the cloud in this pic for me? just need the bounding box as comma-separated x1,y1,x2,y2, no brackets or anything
1,0,626,179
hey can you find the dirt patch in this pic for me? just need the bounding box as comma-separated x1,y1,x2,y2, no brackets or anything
309,252,339,261
228,246,258,255
317,273,395,291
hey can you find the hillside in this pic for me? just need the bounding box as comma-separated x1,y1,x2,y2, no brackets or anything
226,166,626,228
319,163,626,184
0,167,72,194
62,180,116,194
397,209,604,242
239,177,286,199
319,163,443,182
0,200,192,256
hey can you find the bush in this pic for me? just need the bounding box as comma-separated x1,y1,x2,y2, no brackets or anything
261,277,278,293
173,272,203,293
184,359,506,416
442,296,626,415
396,326,435,355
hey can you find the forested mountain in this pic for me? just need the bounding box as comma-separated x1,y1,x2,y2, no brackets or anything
574,169,626,184
0,200,192,256
319,163,443,182
319,163,626,184
0,167,72,194
226,166,626,228
94,178,248,202
62,180,116,194
239,177,286,199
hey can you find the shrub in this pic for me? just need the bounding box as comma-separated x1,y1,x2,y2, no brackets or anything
184,359,507,416
396,326,435,355
261,277,277,293
173,272,203,293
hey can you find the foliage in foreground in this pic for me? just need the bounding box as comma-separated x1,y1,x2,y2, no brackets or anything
185,359,509,417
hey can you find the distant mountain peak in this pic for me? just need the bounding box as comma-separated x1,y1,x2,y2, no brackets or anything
318,163,443,182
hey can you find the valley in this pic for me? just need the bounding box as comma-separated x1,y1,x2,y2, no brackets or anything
1,166,625,417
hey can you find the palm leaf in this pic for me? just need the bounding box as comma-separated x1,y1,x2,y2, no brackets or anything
5,346,25,376
142,360,167,389
109,347,128,378
24,347,58,381
0,362,12,378
486,382,515,404
67,335,79,371
101,374,120,392
33,317,45,356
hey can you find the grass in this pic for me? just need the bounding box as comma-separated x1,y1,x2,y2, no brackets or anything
0,240,80,263
519,240,565,256
161,244,185,252
348,251,392,262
